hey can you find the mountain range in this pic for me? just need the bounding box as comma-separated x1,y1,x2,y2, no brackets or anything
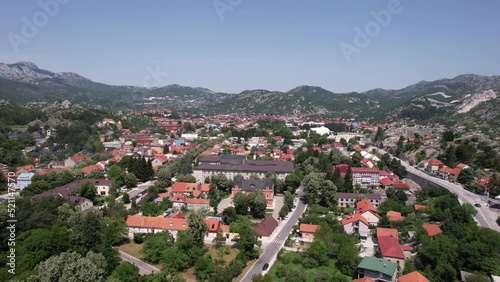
0,61,499,127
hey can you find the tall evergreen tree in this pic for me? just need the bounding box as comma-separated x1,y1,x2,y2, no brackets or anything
332,167,344,192
344,166,353,192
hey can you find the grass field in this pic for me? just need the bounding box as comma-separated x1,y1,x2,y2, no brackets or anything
116,239,162,270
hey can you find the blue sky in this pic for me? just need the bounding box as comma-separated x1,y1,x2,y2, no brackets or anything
1,0,499,93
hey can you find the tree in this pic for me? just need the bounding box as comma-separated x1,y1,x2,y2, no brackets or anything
307,241,329,267
222,207,237,225
237,224,258,259
156,168,173,184
162,246,191,273
177,174,197,182
320,180,337,207
351,152,362,167
102,217,127,246
234,192,249,215
336,245,360,277
141,232,175,263
188,208,209,248
465,273,490,282
332,167,344,192
73,182,97,202
458,168,474,185
252,274,274,282
195,255,216,281
214,229,226,247
303,172,324,203
110,262,140,282
29,251,107,282
163,145,170,154
124,173,138,188
122,193,130,204
87,169,105,179
344,166,353,193
374,127,385,142
251,190,267,219
67,209,104,254
107,164,123,181
442,130,455,142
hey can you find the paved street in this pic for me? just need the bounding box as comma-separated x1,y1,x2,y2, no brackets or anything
241,186,307,282
118,250,160,275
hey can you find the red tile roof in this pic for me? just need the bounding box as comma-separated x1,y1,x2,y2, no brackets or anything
253,217,279,237
351,167,381,173
171,182,198,193
428,159,444,166
422,224,442,237
126,215,188,231
387,211,405,222
398,271,431,282
380,178,394,186
376,227,399,239
378,236,405,259
185,198,210,205
300,224,319,234
356,199,378,214
341,213,369,226
414,204,429,211
205,219,221,233
392,181,410,189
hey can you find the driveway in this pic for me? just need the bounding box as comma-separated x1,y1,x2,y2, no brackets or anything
217,195,232,215
359,235,375,257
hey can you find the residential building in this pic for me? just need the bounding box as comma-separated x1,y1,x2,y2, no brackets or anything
299,224,319,242
391,181,410,192
125,215,188,239
377,235,412,270
386,211,405,222
341,213,370,238
438,167,461,182
231,177,274,208
352,168,381,188
356,199,379,226
337,193,382,208
16,172,35,190
253,217,279,242
356,257,398,282
422,224,442,239
426,159,444,174
31,178,112,210
193,155,294,182
376,228,399,240
398,271,431,282
185,198,210,210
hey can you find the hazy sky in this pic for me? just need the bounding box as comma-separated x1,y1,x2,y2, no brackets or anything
1,0,499,93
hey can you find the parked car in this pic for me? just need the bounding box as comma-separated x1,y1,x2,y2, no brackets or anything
262,263,269,271
474,203,482,208
487,200,493,205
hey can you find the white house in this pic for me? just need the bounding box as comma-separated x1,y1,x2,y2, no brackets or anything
125,215,188,239
16,172,35,190
341,213,370,239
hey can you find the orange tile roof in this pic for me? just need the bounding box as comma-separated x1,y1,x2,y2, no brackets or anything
126,215,188,231
199,183,211,192
414,204,429,211
192,190,202,198
158,192,170,199
185,198,210,205
352,278,374,282
219,224,230,233
205,219,221,233
387,211,405,222
356,199,377,214
172,194,185,203
422,224,442,237
172,182,198,193
376,227,399,239
299,223,319,234
341,213,369,226
82,165,102,174
398,271,431,282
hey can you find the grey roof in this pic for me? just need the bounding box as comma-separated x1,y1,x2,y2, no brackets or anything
337,192,359,199
32,179,112,201
195,157,294,174
366,193,382,200
233,177,273,192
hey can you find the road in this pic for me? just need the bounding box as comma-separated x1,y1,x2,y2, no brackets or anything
241,186,307,282
375,147,500,232
118,250,160,275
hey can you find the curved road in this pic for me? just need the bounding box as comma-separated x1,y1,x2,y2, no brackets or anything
376,147,500,232
241,186,307,282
